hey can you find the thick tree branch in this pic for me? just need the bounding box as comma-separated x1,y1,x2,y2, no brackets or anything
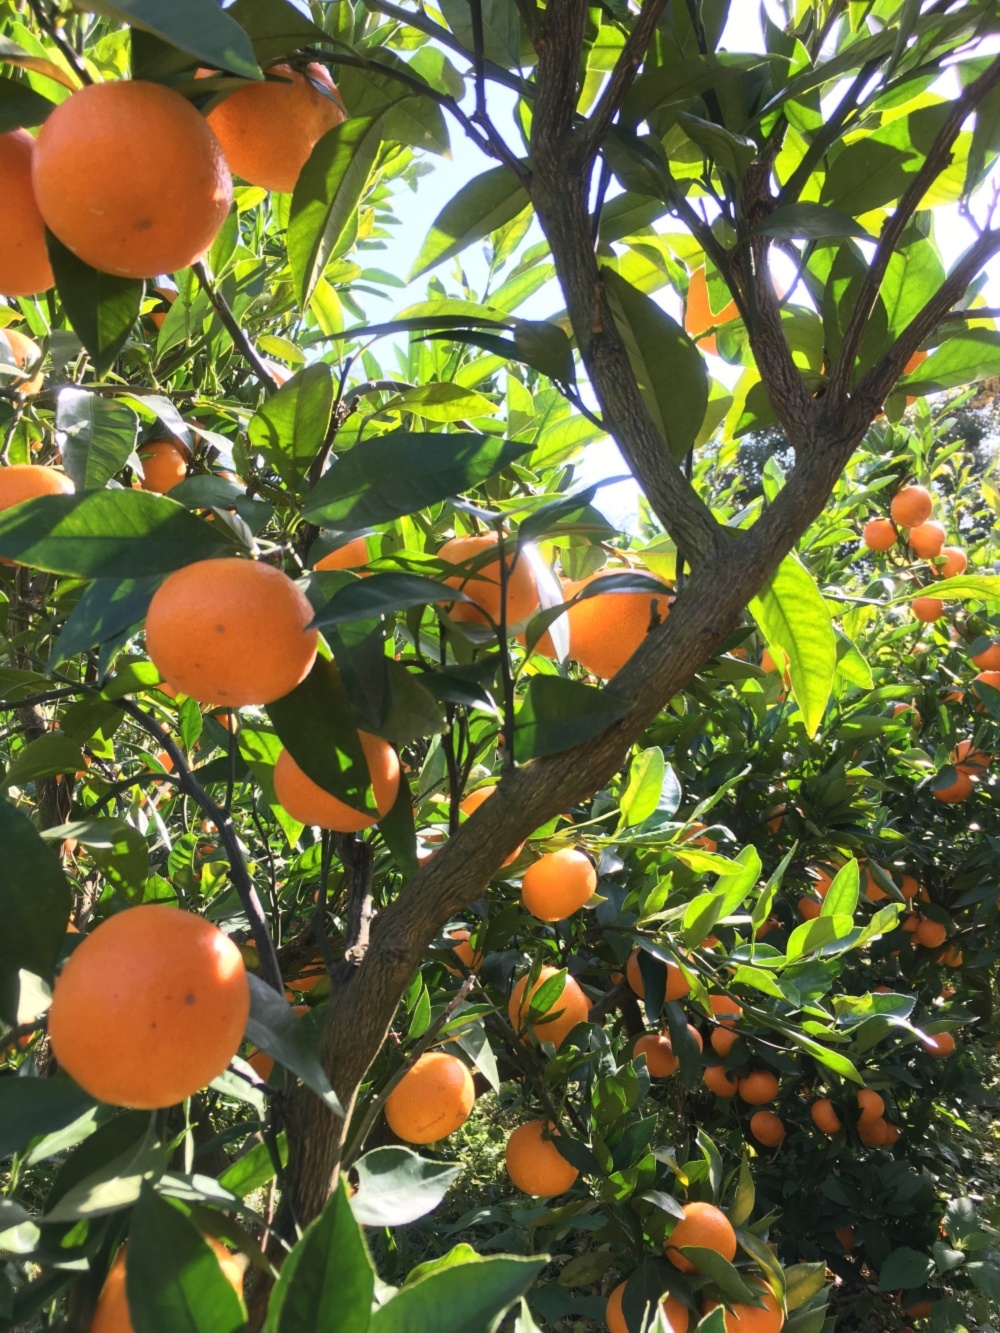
581,0,668,161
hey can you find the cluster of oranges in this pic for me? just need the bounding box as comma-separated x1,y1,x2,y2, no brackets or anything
863,483,966,625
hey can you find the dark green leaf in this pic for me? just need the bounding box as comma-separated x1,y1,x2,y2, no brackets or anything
514,676,632,761
245,974,343,1115
877,1246,935,1291
376,768,418,877
437,0,523,67
0,491,235,577
601,266,707,461
311,572,456,627
369,1254,546,1333
302,432,530,528
247,363,333,486
0,797,71,982
411,166,530,280
45,1112,165,1221
351,1146,461,1227
49,576,161,668
0,73,56,131
87,0,261,77
126,1185,247,1332
55,388,139,492
46,232,143,377
227,0,327,65
677,111,756,180
266,1177,371,1333
512,320,575,383
749,203,872,241
0,1077,96,1160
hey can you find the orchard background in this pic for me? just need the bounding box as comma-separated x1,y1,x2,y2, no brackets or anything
2,0,1000,1330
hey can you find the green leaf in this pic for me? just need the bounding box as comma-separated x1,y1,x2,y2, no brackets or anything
226,0,327,65
785,914,854,961
126,1185,247,1332
42,818,149,895
311,573,457,628
49,576,161,669
0,491,235,577
677,111,756,180
266,1177,371,1333
55,389,139,492
902,331,1000,392
302,432,530,528
3,733,83,789
820,860,859,918
620,747,666,827
369,1254,546,1333
46,232,143,377
350,1146,460,1227
0,73,56,131
514,676,632,761
730,1157,755,1229
513,321,575,383
290,116,386,308
897,572,1000,603
877,1246,935,1291
381,382,498,423
247,364,333,486
0,1077,96,1160
749,202,873,241
218,1134,287,1199
86,0,261,77
411,166,530,280
784,1263,827,1312
266,655,374,812
437,0,522,66
45,1112,165,1221
672,1247,757,1302
245,974,344,1115
0,797,71,983
820,137,917,215
750,554,836,738
601,266,707,461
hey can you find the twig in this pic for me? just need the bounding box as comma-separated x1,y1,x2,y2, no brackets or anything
192,262,275,390
468,0,488,123
494,526,516,768
24,0,92,85
581,0,668,161
117,699,284,993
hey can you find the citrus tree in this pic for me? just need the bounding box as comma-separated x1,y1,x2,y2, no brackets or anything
2,0,1000,1330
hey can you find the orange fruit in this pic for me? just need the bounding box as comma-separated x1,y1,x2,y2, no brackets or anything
205,62,347,193
505,1119,579,1196
811,1099,841,1135
459,785,524,866
904,1301,932,1320
0,130,54,296
148,279,177,330
903,349,928,376
1,328,45,396
749,1110,785,1147
863,865,888,903
0,464,73,513
912,597,943,623
920,1030,955,1058
92,1240,243,1333
635,1029,701,1078
836,1225,856,1253
883,1122,902,1145
508,965,590,1049
899,874,919,899
932,770,973,803
446,928,482,973
145,558,318,706
625,949,690,1002
893,703,920,725
680,821,718,853
384,1050,474,1144
809,864,836,897
665,1201,737,1273
941,944,962,967
565,569,671,678
439,534,539,630
858,1116,890,1147
889,486,932,528
738,1070,779,1104
974,669,1000,697
952,739,990,776
521,848,597,921
314,535,369,571
704,1063,739,1097
703,1283,784,1333
972,640,1000,670
48,904,248,1109
685,266,739,353
937,546,966,577
33,80,232,279
606,1281,690,1333
137,438,189,494
863,517,896,551
709,994,742,1027
273,732,399,832
798,895,821,920
711,1027,738,1057
908,520,946,558
247,1004,308,1081
857,1089,884,1121
760,647,791,687
914,918,947,948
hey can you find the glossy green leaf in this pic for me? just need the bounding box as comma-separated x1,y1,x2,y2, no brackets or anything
750,554,836,738
245,974,344,1115
226,0,327,64
620,747,666,827
411,166,530,280
247,363,333,485
55,389,139,492
49,575,161,668
369,1253,546,1333
0,1077,97,1160
514,676,632,761
350,1146,461,1227
749,202,872,241
0,797,71,983
86,0,261,77
311,572,457,628
820,860,859,918
47,232,143,377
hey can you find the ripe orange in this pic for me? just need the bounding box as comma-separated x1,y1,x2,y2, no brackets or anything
709,994,742,1026
606,1281,690,1333
899,874,919,899
858,1116,890,1146
508,965,590,1049
798,895,821,920
0,130,54,296
863,865,888,902
952,739,990,776
857,1089,885,1121
941,944,962,967
205,62,347,194
384,1051,474,1144
48,905,249,1109
889,485,932,528
148,278,177,330
439,534,539,630
974,669,1000,701
920,1030,955,1058
665,1201,738,1273
760,647,791,688
685,266,739,353
836,1225,856,1253
862,517,896,551
738,1070,779,1105
33,80,232,279
274,732,399,832
750,1110,785,1147
635,1029,701,1078
809,864,836,897
521,848,597,921
1,328,45,396
703,1283,784,1333
883,1122,902,1145
0,464,73,513
446,929,482,973
904,1301,932,1320
811,1099,842,1134
711,1027,738,1057
92,1240,243,1333
625,949,690,1002
937,546,966,577
908,521,946,558
145,558,318,706
914,917,947,948
459,785,524,866
314,535,369,571
680,821,718,853
505,1119,579,1196
932,770,973,803
972,640,1000,670
704,1063,739,1097
912,597,943,623
137,438,189,494
565,569,671,678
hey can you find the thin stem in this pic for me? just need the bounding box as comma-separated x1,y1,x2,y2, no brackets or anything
581,0,668,161
468,0,488,122
24,0,92,85
494,527,516,768
192,262,275,390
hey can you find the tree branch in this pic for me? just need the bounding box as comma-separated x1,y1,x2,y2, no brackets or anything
192,262,276,390
581,0,668,161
